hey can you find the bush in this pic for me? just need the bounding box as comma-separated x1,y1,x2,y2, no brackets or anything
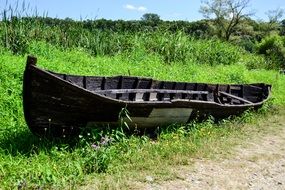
255,34,285,69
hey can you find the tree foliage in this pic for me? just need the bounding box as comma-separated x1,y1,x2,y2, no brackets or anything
141,13,161,23
264,8,285,35
266,8,285,24
200,0,253,41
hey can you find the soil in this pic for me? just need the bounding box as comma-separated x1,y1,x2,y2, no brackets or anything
137,110,285,190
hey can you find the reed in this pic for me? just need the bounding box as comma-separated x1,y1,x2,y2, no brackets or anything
0,3,269,69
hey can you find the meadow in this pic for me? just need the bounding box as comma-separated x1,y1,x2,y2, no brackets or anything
0,14,285,189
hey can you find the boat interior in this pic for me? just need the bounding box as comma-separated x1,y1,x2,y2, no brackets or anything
50,72,269,105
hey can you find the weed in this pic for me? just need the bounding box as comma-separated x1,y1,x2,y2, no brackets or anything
118,106,132,131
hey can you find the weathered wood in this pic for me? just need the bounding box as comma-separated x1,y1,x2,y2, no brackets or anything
219,91,253,104
22,56,271,138
95,89,209,95
27,55,37,66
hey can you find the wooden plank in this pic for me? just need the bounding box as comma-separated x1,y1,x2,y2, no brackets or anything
143,79,153,101
95,89,209,95
149,93,157,101
173,82,184,99
124,108,193,127
129,77,139,101
66,76,84,88
83,76,87,89
248,85,263,90
219,91,253,104
136,93,144,101
157,81,165,101
27,55,37,66
86,77,103,90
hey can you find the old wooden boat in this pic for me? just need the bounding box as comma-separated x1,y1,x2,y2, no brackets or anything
23,56,271,137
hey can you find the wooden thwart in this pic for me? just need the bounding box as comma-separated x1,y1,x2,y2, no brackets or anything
219,91,253,104
95,89,209,95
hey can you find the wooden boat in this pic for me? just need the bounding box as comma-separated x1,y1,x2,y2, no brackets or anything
23,56,271,137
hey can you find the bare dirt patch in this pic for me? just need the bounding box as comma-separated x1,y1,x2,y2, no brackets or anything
136,111,285,190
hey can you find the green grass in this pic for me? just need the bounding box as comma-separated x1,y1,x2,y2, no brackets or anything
0,40,285,189
0,14,272,68
1,5,285,189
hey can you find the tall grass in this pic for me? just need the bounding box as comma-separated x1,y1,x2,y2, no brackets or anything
0,34,285,189
0,3,285,189
0,4,270,68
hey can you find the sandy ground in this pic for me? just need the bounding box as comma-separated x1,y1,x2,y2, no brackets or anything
138,113,285,190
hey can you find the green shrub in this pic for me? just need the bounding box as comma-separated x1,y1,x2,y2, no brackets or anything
255,34,285,69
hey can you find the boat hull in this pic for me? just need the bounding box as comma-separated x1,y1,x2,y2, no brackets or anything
23,56,271,137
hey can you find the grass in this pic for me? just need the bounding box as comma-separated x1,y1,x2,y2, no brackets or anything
87,106,285,190
1,4,285,189
0,38,285,189
0,13,272,68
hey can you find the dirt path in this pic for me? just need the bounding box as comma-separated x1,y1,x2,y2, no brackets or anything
140,112,285,190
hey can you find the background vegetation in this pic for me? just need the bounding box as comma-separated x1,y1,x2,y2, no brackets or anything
1,1,285,68
0,0,285,189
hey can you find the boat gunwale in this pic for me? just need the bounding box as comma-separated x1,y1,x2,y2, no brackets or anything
26,64,271,108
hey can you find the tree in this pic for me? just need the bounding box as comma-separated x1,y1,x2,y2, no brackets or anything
200,0,253,41
265,8,285,35
281,19,285,36
141,13,161,23
266,8,285,23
